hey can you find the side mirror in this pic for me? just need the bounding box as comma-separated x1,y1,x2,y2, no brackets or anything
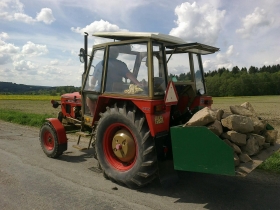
79,48,86,63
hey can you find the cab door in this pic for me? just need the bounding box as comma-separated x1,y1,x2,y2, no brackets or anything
82,48,105,124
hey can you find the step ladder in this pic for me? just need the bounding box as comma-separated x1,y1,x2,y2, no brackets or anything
72,131,94,150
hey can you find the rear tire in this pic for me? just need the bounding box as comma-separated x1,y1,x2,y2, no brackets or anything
95,102,158,188
39,122,63,158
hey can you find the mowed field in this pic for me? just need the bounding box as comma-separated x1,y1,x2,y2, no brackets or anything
0,95,60,116
0,95,279,131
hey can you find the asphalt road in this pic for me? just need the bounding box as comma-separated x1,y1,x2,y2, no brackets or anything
0,120,280,210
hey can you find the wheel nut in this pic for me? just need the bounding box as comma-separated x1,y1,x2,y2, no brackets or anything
116,144,122,150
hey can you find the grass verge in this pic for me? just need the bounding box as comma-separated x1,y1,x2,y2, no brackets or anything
0,109,54,128
258,151,280,174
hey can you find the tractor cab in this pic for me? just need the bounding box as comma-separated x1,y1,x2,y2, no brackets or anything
78,32,218,127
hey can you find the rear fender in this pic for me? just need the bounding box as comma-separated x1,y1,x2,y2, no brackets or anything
46,118,67,145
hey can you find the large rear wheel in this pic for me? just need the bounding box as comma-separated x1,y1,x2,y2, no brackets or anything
95,102,158,188
39,122,63,158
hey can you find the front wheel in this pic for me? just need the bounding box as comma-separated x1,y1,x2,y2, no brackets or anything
39,123,63,158
95,103,158,188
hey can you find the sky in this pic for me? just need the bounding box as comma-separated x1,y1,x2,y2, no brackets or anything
0,0,279,87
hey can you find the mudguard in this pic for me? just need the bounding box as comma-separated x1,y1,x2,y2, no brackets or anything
46,118,67,145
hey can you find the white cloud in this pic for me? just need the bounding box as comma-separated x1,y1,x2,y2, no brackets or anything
36,8,55,24
13,60,37,71
0,32,9,40
50,59,59,65
14,12,36,23
0,54,12,65
236,7,274,38
0,33,20,65
71,19,127,35
169,2,225,45
21,41,48,56
203,45,234,71
0,42,19,54
0,0,55,24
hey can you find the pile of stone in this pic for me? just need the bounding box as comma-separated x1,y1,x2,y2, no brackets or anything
183,102,278,166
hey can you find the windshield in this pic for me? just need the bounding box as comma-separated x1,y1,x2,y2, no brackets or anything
166,52,193,83
104,43,149,96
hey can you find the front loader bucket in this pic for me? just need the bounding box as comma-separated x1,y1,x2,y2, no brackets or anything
170,126,280,176
171,126,235,175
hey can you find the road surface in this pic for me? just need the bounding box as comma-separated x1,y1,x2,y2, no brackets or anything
0,120,280,210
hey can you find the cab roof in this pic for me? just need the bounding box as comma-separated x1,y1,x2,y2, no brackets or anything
93,32,186,45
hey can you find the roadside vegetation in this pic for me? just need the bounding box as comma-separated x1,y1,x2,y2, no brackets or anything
0,94,279,174
0,109,54,127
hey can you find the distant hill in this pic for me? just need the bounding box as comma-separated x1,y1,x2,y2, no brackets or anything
0,82,80,95
0,82,52,93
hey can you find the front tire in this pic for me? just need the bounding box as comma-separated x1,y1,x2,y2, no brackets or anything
39,123,63,158
95,103,158,188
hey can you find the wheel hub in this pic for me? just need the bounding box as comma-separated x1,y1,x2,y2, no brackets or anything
112,129,135,162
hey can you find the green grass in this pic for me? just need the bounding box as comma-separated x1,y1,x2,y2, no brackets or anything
258,151,280,174
0,109,54,127
0,95,60,100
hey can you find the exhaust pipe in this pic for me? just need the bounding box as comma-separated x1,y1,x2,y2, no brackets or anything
84,32,88,73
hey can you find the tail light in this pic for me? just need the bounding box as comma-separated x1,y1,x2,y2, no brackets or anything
200,98,213,106
154,104,166,113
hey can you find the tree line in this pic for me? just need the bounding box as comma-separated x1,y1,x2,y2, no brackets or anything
205,64,280,96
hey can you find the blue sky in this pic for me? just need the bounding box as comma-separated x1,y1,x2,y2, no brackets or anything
1,0,279,87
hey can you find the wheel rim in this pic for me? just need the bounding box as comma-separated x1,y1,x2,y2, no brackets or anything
43,130,55,151
103,123,137,171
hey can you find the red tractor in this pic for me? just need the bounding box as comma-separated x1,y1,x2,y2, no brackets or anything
39,32,279,188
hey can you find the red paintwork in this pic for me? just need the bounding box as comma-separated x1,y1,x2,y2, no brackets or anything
43,129,55,151
60,92,81,118
94,96,170,137
176,95,213,113
103,123,137,171
190,96,213,110
46,118,67,144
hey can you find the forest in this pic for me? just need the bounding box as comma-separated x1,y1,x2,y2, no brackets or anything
205,64,280,96
0,64,279,97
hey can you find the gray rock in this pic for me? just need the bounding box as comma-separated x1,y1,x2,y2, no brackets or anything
241,136,260,156
226,131,247,146
263,142,271,149
184,107,216,126
221,132,230,140
232,143,242,154
215,109,224,121
234,153,240,166
240,102,256,114
230,105,256,117
250,117,266,134
221,115,254,133
222,111,231,119
248,134,265,146
207,120,223,136
264,130,278,145
239,153,252,163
